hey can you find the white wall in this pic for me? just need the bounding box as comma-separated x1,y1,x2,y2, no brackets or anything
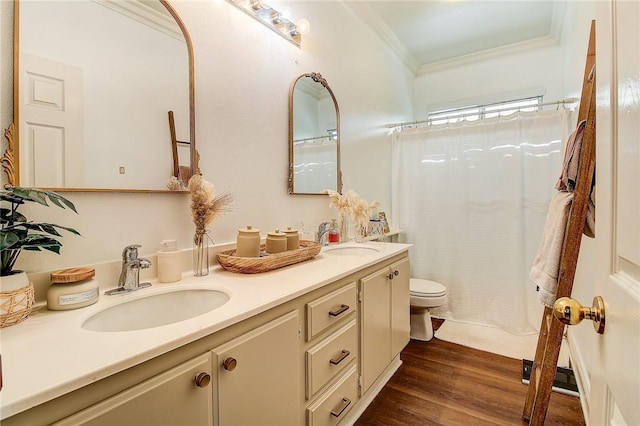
1,0,413,278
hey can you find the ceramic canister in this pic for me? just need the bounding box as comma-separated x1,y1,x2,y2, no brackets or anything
265,230,287,254
284,227,300,251
236,225,261,257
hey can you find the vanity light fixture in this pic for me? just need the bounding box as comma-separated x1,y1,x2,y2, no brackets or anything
226,0,309,46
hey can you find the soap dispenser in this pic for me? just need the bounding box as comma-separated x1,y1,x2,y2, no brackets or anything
328,219,340,244
157,240,182,283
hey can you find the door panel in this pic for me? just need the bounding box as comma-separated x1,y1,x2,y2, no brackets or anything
592,2,640,425
20,53,83,187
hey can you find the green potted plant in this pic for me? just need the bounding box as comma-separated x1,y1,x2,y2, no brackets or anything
0,186,80,327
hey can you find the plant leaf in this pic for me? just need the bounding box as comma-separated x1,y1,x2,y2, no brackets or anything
0,232,19,251
47,192,78,213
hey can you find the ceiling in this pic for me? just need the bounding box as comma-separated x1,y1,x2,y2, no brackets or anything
345,0,566,75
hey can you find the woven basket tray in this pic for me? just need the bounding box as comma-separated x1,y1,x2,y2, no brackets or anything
217,240,321,274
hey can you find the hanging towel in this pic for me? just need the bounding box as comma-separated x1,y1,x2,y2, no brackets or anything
530,191,574,307
556,119,595,237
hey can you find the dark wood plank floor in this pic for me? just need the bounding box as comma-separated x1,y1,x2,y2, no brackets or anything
355,320,585,426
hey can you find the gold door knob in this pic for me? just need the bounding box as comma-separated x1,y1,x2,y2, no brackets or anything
194,372,211,388
222,357,237,371
553,296,605,334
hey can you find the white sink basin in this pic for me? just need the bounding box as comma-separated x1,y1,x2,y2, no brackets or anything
323,244,381,256
82,288,230,332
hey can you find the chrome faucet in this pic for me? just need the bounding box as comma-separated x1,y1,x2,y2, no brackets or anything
317,221,332,246
106,244,152,295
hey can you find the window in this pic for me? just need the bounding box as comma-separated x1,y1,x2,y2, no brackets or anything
427,96,543,126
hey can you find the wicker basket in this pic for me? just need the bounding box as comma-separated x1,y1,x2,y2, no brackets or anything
0,283,35,328
217,240,321,274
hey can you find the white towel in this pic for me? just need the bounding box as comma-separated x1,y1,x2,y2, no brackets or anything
530,191,574,307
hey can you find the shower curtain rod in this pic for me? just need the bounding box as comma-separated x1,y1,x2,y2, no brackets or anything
386,97,580,129
293,135,337,145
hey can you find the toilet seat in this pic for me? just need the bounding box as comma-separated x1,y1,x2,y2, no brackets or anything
410,279,446,298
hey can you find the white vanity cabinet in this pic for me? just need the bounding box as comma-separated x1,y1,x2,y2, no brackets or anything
359,257,410,394
211,310,300,426
2,248,411,426
53,353,213,426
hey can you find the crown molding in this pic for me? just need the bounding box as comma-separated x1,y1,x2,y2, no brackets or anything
341,1,419,74
91,0,184,41
417,35,560,75
344,0,566,76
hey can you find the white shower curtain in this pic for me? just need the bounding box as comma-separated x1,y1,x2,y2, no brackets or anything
391,110,568,335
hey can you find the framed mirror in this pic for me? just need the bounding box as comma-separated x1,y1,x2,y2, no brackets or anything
9,0,198,192
288,72,342,195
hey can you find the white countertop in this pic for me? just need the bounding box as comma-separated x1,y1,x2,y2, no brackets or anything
0,242,410,420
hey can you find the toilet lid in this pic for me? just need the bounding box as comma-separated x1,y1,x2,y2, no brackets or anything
410,279,447,297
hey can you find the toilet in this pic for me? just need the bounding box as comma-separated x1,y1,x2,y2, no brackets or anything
410,278,448,341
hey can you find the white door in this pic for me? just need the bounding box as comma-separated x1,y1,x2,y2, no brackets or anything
591,2,640,425
20,53,83,187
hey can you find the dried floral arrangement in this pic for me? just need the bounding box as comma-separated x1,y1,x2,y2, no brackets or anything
327,189,380,230
188,175,233,238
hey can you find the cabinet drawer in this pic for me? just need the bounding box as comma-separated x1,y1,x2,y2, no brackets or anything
306,319,357,398
306,282,356,340
306,365,358,426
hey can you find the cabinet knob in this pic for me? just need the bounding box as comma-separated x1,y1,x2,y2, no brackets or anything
194,372,211,388
222,357,237,371
393,270,400,276
388,273,394,280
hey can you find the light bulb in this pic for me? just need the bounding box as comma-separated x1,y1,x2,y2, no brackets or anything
295,18,310,35
279,6,292,20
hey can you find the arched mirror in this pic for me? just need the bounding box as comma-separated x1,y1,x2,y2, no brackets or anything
288,72,342,195
9,0,198,192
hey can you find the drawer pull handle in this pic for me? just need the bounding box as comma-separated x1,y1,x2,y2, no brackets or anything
330,349,350,365
329,304,349,317
222,357,237,371
330,397,352,418
194,372,211,388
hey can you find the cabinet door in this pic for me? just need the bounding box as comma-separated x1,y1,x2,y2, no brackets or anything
359,267,391,394
390,257,410,357
54,353,213,426
212,310,300,426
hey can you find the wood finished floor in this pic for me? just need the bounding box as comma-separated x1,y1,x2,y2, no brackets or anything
355,319,585,426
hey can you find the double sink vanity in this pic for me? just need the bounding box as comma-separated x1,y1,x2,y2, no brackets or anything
1,242,411,426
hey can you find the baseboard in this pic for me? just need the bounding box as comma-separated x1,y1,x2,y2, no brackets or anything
341,355,402,425
567,330,591,425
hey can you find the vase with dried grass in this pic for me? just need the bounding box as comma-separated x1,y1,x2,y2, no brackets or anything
327,189,380,243
188,175,233,277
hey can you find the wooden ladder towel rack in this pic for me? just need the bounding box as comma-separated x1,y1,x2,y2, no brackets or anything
522,20,596,425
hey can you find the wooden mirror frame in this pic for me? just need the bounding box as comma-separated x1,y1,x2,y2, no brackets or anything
288,72,342,195
5,0,199,192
